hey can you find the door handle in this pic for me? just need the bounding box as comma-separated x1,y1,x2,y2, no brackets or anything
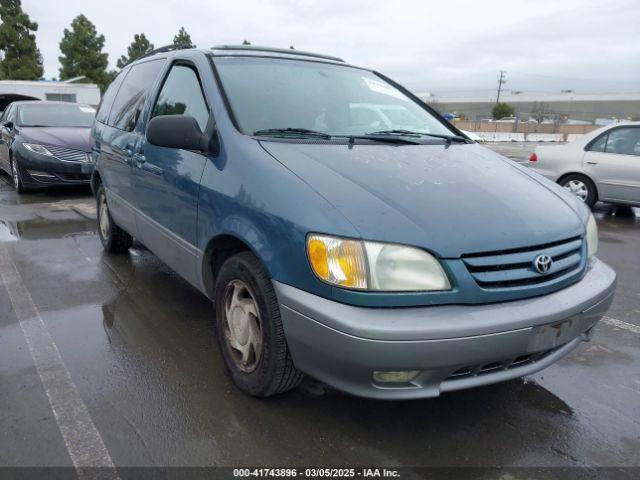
586,161,598,165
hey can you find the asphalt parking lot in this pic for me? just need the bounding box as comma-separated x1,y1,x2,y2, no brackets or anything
0,147,639,471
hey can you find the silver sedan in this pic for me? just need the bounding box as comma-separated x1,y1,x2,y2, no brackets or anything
529,122,640,207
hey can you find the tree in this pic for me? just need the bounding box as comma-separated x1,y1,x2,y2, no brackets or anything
0,0,43,80
117,33,153,68
173,27,194,48
492,102,515,120
242,39,251,45
530,101,553,123
59,15,111,91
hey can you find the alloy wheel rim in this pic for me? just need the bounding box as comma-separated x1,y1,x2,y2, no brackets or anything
98,194,110,239
563,180,588,201
222,279,263,373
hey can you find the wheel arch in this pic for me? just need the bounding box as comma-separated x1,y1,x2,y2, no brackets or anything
200,233,260,299
90,169,102,198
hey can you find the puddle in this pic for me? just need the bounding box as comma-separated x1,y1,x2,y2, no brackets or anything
594,205,640,229
0,218,97,241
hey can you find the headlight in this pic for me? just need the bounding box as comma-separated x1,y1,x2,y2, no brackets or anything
586,213,598,259
23,143,53,156
307,234,451,291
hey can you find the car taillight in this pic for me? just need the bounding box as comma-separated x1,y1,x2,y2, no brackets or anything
529,152,538,162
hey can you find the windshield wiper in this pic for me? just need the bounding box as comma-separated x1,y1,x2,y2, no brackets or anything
367,129,473,144
253,128,332,139
343,134,422,145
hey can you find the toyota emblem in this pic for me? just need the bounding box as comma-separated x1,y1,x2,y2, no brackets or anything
534,254,553,274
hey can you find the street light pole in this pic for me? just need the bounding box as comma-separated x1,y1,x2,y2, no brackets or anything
496,70,507,104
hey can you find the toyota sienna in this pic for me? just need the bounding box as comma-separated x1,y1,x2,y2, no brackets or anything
91,45,616,399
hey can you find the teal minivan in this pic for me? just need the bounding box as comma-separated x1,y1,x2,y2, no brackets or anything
92,45,616,399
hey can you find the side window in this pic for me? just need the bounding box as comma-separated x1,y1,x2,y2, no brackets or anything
589,133,608,153
96,70,127,124
151,64,209,132
4,104,16,123
108,59,164,131
604,128,640,156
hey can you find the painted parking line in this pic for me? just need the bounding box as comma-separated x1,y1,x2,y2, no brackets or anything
602,316,640,334
0,244,119,479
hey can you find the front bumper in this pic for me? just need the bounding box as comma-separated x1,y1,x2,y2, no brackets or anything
275,258,616,399
15,151,94,187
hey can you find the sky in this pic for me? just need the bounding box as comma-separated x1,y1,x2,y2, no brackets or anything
22,0,640,97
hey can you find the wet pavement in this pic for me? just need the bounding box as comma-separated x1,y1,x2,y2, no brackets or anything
0,169,639,470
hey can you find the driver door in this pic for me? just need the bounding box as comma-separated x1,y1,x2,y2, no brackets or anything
131,61,213,286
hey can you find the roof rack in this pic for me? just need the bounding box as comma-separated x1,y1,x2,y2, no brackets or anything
211,45,345,63
138,44,195,61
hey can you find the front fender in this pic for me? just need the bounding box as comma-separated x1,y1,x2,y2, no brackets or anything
195,138,357,302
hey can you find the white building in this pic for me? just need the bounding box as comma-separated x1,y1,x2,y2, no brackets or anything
0,79,101,111
420,91,640,122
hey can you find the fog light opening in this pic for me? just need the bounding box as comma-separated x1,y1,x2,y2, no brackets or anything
27,170,56,178
373,370,420,384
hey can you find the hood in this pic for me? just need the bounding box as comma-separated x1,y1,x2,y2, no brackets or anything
19,127,92,152
260,141,585,258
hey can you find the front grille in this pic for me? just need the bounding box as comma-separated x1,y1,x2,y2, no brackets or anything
462,236,584,289
45,145,91,163
55,172,91,182
446,346,560,381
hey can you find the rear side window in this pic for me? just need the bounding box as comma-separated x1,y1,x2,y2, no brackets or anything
108,59,164,131
151,64,209,132
604,127,640,156
589,127,640,156
96,70,126,124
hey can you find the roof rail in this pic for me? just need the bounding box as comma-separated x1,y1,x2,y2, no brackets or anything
211,45,345,63
138,44,195,61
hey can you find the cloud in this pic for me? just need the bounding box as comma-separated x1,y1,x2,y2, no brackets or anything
23,0,640,94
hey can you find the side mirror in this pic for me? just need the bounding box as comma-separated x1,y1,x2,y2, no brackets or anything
147,115,209,152
3,121,13,130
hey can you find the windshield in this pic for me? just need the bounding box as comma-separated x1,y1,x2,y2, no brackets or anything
213,57,454,137
18,104,95,128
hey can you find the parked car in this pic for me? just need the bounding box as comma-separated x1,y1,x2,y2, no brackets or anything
460,129,483,142
0,100,95,192
92,45,615,399
530,122,640,207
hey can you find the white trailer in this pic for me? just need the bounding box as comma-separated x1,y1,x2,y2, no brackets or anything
0,79,101,111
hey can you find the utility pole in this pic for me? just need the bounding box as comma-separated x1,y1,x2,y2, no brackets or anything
496,70,507,104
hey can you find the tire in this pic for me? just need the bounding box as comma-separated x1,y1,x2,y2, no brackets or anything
560,174,597,208
10,156,27,193
96,184,133,253
214,251,304,397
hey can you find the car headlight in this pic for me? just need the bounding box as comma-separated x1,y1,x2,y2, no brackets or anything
306,234,451,291
586,213,598,259
23,143,53,156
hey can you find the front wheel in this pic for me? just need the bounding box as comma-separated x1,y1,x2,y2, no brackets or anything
214,252,304,397
96,184,133,253
10,157,27,193
560,174,597,208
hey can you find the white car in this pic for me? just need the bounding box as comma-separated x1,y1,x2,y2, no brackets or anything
530,122,640,207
